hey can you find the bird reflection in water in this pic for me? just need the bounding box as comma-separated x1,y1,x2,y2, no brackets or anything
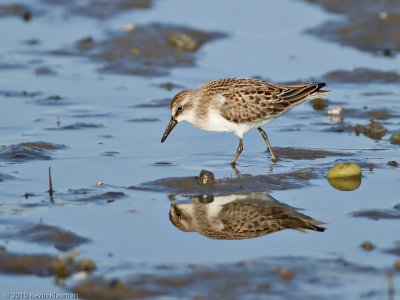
169,192,325,240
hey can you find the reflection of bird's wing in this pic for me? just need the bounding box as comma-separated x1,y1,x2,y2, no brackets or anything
201,78,325,124
219,202,288,237
206,201,325,240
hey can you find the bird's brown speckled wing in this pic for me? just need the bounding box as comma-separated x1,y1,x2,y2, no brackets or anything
207,201,323,240
202,78,324,124
218,202,288,238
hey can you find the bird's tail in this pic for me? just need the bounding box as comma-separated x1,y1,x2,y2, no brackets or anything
280,82,330,105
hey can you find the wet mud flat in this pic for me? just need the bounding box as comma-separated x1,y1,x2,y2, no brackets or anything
0,0,153,21
0,0,400,298
73,257,397,300
1,241,395,300
49,24,225,76
305,0,400,57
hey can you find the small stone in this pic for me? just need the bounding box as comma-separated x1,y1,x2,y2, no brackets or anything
109,279,124,289
123,23,135,32
197,170,215,185
52,259,70,279
367,163,375,171
72,271,89,281
328,177,361,191
46,95,62,101
166,33,198,52
387,161,398,167
362,120,387,140
22,10,31,22
75,259,95,273
76,36,94,51
379,12,388,20
130,48,140,56
327,163,361,179
311,98,328,110
327,163,362,191
360,241,374,251
390,134,400,145
395,259,400,271
382,49,394,57
354,124,363,136
197,194,214,203
274,268,295,280
35,66,57,76
328,106,342,116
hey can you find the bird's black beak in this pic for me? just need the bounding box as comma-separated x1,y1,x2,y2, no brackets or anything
161,117,178,143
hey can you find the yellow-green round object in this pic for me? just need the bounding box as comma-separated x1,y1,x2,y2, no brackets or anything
327,177,361,191
327,163,362,191
391,133,400,145
327,163,361,179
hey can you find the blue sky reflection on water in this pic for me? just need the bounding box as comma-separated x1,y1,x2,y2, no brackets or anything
0,0,399,296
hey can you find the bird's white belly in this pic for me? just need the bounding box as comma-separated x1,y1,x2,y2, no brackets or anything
193,110,273,138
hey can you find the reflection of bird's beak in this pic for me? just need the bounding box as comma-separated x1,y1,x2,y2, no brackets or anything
161,117,178,143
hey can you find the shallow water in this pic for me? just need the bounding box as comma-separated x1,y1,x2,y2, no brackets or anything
0,0,399,298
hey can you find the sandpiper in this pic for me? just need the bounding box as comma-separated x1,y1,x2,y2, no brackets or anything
161,78,329,165
169,193,325,240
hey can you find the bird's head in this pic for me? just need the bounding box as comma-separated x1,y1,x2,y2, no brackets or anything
161,89,193,143
169,203,194,232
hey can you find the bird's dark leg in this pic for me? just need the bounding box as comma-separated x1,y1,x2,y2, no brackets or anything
257,127,277,163
231,138,243,166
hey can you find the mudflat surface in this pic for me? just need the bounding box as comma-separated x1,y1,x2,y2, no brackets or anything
0,0,399,298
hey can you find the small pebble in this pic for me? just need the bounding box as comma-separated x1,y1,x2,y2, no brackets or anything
123,23,135,32
311,98,328,111
362,120,387,140
52,259,70,279
387,161,398,167
390,134,400,145
327,163,361,179
360,241,374,251
395,259,400,271
22,10,31,22
75,259,95,272
328,106,342,116
379,12,388,20
167,33,198,52
328,177,361,191
273,268,295,281
197,194,214,203
327,163,362,191
197,170,215,185
109,279,124,289
75,36,93,51
72,271,89,281
130,48,140,56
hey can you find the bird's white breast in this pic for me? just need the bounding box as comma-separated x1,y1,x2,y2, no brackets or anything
182,94,274,138
191,109,272,138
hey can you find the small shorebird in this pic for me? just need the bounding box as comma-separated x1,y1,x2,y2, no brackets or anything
161,78,329,165
169,193,325,240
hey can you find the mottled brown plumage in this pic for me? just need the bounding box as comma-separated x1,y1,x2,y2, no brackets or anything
169,193,325,240
161,78,329,164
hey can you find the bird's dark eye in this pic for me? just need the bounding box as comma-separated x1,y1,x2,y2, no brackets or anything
176,212,183,219
177,105,183,112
